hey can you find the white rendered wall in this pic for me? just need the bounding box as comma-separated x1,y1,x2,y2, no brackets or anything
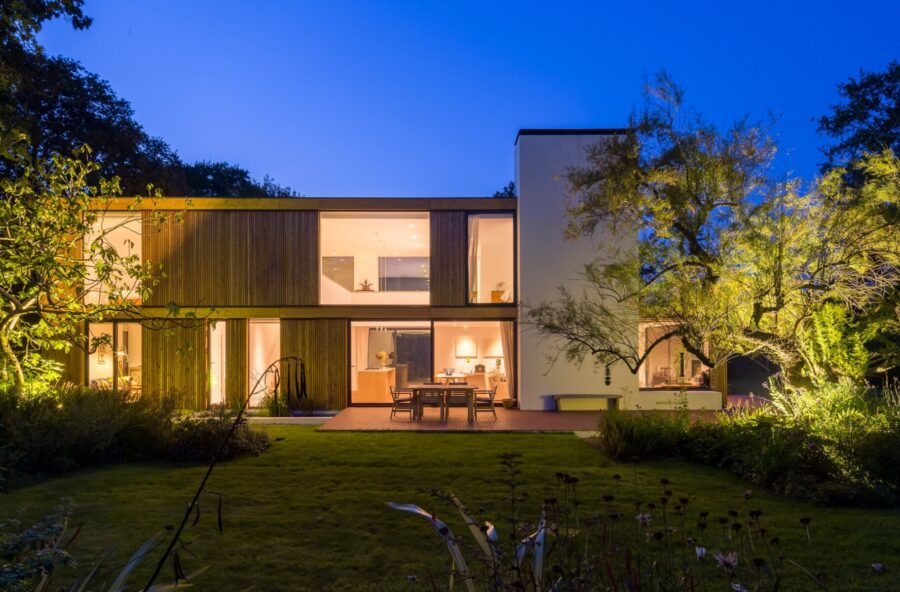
515,133,639,410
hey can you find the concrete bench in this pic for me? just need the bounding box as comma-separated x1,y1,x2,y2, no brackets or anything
553,393,622,411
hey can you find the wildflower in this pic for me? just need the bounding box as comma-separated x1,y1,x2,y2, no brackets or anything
749,509,762,519
743,490,753,500
679,497,689,506
699,511,709,518
484,521,497,542
407,574,418,583
872,563,884,573
695,546,707,560
635,513,652,525
731,583,750,592
714,551,739,574
613,474,621,481
728,510,739,518
664,489,673,497
602,494,615,502
660,478,670,486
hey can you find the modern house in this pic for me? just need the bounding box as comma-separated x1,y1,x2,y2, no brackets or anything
60,130,726,412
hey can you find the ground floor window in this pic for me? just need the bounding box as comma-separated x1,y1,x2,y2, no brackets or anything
87,321,142,394
248,319,280,407
349,319,515,404
209,321,227,406
638,321,710,389
433,321,513,399
350,321,432,403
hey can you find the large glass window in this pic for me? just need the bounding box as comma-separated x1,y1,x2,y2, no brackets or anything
248,319,280,407
468,213,514,303
433,321,514,398
85,213,143,305
87,321,142,393
209,322,227,406
320,212,430,305
638,322,710,389
350,321,432,403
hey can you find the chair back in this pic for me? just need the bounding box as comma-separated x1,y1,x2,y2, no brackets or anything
389,386,404,402
477,387,498,403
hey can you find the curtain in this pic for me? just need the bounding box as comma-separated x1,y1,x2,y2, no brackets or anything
500,321,515,398
468,216,479,301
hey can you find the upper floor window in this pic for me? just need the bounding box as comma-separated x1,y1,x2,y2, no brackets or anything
320,212,430,305
468,213,514,304
84,213,143,305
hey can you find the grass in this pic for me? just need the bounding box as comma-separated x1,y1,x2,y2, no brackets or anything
2,426,899,591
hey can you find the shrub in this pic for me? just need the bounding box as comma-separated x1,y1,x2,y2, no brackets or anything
595,410,689,461
167,410,270,463
0,385,271,484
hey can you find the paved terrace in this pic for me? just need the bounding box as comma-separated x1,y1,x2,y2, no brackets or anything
317,407,603,432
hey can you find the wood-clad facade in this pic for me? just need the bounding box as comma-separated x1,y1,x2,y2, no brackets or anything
75,198,518,410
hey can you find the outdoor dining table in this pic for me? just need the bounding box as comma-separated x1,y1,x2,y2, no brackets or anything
409,384,478,423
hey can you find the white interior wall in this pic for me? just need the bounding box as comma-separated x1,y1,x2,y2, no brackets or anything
85,213,143,305
248,320,280,405
433,323,505,376
516,132,639,410
209,322,227,405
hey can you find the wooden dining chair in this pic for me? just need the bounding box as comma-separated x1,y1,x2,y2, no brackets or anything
445,384,470,419
474,387,498,420
417,386,445,421
389,386,414,420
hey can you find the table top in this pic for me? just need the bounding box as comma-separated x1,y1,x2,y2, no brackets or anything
408,383,477,390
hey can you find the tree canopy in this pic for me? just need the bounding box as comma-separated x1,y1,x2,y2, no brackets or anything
527,73,900,388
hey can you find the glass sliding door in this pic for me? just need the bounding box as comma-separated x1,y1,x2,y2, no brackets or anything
209,321,227,406
87,321,142,394
350,321,432,404
433,321,513,399
248,319,280,407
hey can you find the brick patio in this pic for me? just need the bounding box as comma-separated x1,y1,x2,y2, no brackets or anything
317,406,603,432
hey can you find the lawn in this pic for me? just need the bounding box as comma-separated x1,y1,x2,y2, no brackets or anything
2,426,899,591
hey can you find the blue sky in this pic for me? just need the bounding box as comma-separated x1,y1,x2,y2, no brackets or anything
39,0,899,197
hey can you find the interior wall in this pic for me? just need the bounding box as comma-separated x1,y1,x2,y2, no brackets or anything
85,213,143,305
209,322,227,405
433,323,505,376
470,215,514,303
248,320,280,405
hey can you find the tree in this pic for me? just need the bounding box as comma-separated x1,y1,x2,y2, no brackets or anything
526,74,900,387
0,2,296,197
492,181,516,198
818,60,899,171
0,135,162,392
183,161,297,197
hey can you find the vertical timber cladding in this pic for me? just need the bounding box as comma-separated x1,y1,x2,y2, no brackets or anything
224,319,248,408
281,319,348,410
430,211,468,306
142,321,208,409
143,210,319,307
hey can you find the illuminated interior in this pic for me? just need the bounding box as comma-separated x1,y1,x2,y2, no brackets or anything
433,321,512,397
320,212,430,305
350,321,432,403
85,213,143,305
248,319,280,406
209,322,227,406
87,321,142,393
468,213,514,303
638,322,710,388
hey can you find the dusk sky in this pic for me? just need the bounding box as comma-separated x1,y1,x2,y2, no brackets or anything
39,0,899,197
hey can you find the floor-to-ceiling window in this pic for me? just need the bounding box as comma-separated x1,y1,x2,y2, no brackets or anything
467,213,514,304
87,321,142,393
248,319,280,407
350,321,432,403
209,321,227,406
433,321,513,399
84,212,144,305
320,212,430,305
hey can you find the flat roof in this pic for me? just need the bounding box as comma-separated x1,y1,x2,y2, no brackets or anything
95,197,517,211
515,128,629,144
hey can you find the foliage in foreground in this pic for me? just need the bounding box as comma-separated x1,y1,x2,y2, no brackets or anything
392,454,834,591
0,385,270,485
596,381,900,505
0,502,205,592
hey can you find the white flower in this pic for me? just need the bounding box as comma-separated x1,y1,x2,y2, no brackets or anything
695,546,707,560
732,584,750,592
635,513,652,525
714,551,739,573
872,563,884,573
